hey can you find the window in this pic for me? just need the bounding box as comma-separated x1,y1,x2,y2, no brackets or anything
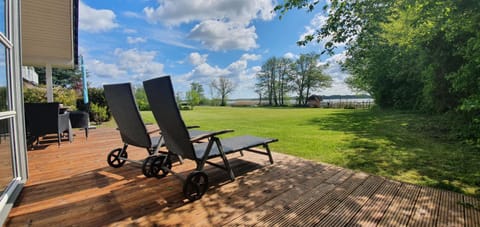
0,119,12,195
0,0,27,223
0,44,8,111
0,1,5,36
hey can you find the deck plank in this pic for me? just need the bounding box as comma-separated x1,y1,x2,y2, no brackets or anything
316,175,385,226
437,190,465,226
5,127,480,226
464,195,480,227
226,168,341,226
408,186,440,226
274,171,369,226
346,179,402,226
377,183,421,226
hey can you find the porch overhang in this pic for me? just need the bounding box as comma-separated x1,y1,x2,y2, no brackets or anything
21,0,78,68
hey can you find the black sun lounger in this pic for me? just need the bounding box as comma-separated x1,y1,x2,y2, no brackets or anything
143,76,278,201
103,82,208,178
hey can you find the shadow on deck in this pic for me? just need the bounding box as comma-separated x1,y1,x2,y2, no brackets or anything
6,127,480,226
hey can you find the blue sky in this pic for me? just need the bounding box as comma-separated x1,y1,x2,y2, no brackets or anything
79,0,353,99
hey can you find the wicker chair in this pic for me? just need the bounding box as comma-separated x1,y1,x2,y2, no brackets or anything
24,102,72,146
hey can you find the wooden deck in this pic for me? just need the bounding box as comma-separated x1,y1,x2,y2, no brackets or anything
6,127,480,226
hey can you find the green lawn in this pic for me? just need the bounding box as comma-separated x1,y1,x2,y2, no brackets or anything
126,106,479,196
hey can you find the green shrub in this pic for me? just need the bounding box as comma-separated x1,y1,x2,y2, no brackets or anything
178,102,193,110
88,87,111,120
135,87,150,111
137,99,150,111
88,87,108,108
90,103,108,124
344,104,356,109
23,86,76,108
53,87,76,108
23,86,47,103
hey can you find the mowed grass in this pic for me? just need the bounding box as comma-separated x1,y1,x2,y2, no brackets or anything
135,106,480,197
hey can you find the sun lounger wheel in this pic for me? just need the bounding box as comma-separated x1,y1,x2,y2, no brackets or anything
183,171,208,201
107,148,128,168
142,156,156,177
151,155,172,179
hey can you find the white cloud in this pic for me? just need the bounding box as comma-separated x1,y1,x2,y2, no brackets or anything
127,36,147,44
317,51,354,95
299,14,328,44
143,0,275,26
240,53,261,61
320,54,347,81
188,52,208,65
85,48,165,86
228,60,248,73
87,59,127,79
176,53,261,98
194,64,230,78
228,53,261,73
251,66,261,72
114,48,165,80
310,13,329,28
189,20,258,51
123,11,143,19
300,13,348,48
283,52,298,59
148,28,198,49
79,1,119,33
143,0,275,51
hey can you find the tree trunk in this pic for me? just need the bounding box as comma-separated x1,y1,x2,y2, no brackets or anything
221,95,226,106
305,86,311,105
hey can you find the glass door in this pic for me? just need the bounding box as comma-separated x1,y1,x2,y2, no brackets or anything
0,0,27,222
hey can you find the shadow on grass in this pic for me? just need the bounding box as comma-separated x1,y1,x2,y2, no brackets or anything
308,109,480,196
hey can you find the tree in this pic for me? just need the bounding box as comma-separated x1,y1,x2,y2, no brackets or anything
186,82,202,109
190,82,207,104
291,53,332,105
175,92,183,104
256,54,331,106
276,57,294,105
35,67,84,91
254,88,263,105
135,87,149,111
211,77,235,106
304,67,332,104
275,0,394,54
275,0,480,142
207,83,220,106
256,57,278,105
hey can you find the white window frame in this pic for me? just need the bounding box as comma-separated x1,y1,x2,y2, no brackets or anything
0,0,28,224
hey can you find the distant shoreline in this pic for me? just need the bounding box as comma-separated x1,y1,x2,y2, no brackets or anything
227,95,373,103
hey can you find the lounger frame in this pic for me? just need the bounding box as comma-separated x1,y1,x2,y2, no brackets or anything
143,76,278,201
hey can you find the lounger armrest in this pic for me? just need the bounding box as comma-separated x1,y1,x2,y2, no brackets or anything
147,128,161,134
190,129,234,143
116,126,161,135
149,125,199,134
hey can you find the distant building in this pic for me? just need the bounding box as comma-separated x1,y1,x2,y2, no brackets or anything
22,66,39,87
307,95,323,108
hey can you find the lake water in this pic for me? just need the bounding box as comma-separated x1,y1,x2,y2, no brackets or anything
321,98,374,103
228,98,374,105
